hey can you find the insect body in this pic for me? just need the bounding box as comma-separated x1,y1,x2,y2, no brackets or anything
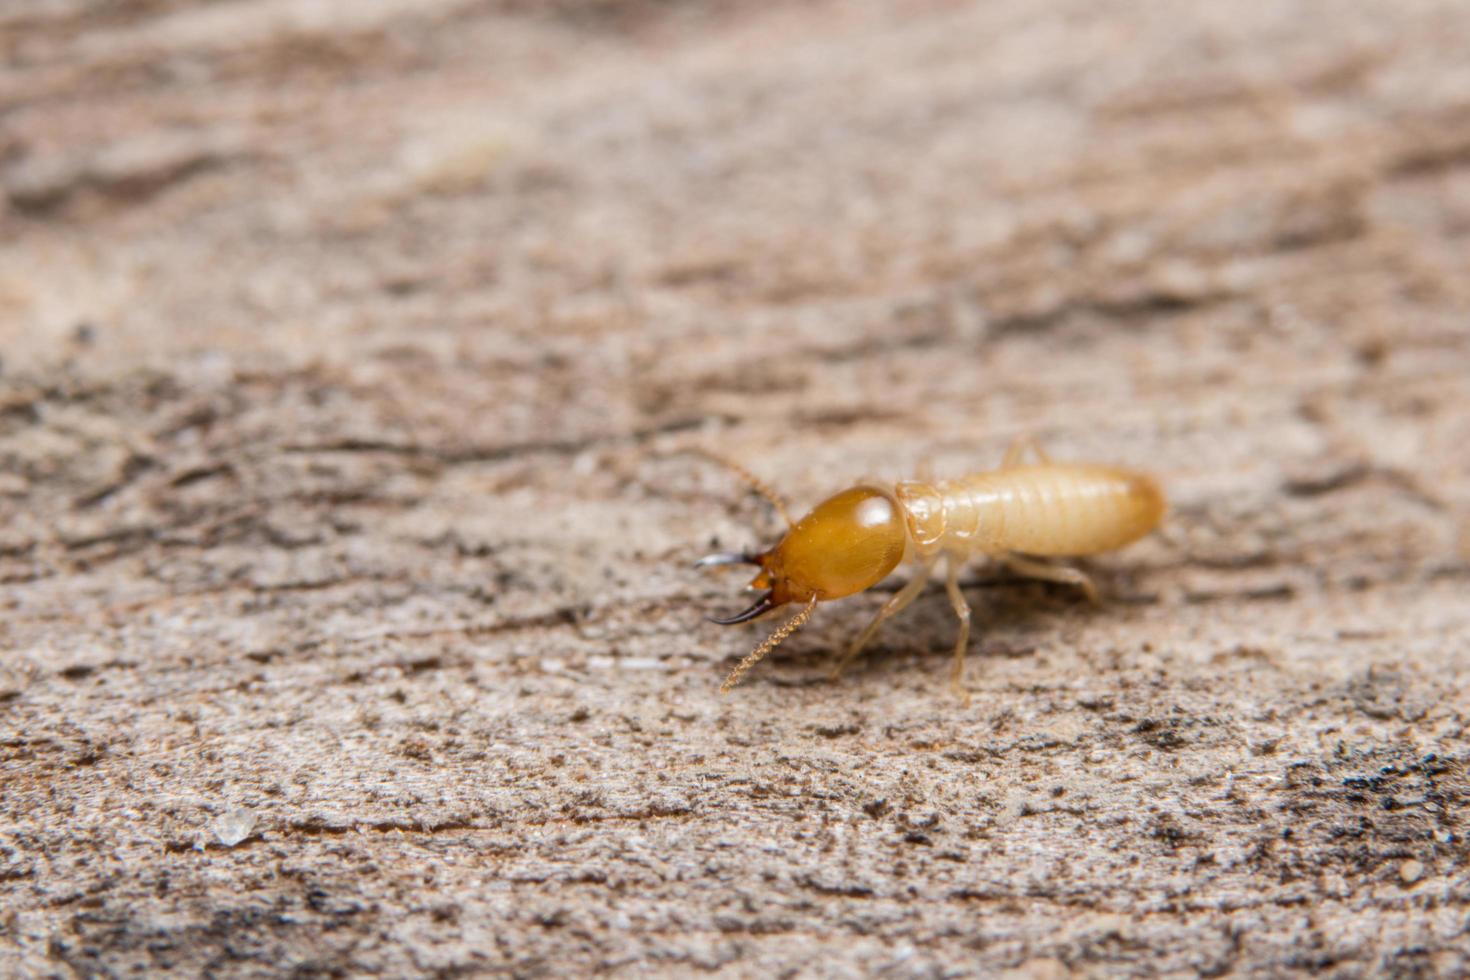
697,438,1165,693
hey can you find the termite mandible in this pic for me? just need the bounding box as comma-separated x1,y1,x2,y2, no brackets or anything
696,437,1166,694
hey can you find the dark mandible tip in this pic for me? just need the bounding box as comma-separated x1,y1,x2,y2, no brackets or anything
694,551,758,570
707,592,775,625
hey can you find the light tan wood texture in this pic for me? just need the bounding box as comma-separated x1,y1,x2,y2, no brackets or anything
3,1,1469,974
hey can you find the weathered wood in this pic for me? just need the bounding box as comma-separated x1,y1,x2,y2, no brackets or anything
3,1,1469,975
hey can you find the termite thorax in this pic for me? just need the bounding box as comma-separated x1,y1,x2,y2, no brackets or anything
894,481,945,552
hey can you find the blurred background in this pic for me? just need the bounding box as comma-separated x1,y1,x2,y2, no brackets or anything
2,1,1469,975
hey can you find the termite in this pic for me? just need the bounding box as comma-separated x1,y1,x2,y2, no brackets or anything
695,438,1166,694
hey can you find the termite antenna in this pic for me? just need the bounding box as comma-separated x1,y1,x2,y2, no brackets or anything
685,447,794,529
719,597,818,694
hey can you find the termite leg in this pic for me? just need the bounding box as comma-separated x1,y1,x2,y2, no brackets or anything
916,455,935,482
944,554,973,699
1001,434,1052,468
829,561,934,679
1003,553,1099,605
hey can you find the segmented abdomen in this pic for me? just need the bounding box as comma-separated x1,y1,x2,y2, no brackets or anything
899,464,1165,557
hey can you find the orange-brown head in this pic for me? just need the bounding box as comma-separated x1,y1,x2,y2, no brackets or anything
698,486,907,624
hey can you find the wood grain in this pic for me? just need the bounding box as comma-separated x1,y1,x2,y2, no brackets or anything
2,1,1469,975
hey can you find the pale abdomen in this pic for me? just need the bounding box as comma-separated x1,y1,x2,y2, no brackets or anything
898,464,1165,557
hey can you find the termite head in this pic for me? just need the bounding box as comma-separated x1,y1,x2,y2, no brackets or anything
698,486,906,623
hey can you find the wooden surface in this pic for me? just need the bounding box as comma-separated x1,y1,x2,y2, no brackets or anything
3,1,1470,975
